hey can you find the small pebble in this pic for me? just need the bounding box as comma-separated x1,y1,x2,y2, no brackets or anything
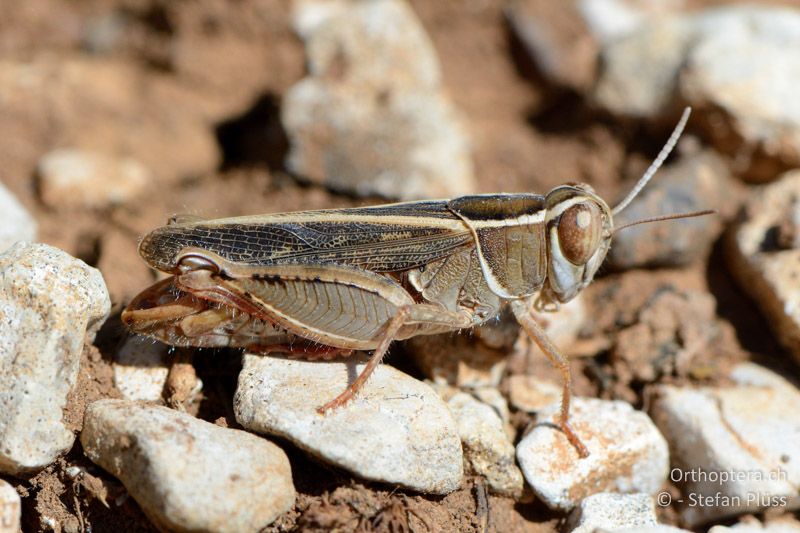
234,354,463,495
727,170,800,366
37,149,151,209
595,5,800,181
0,242,110,475
0,183,35,253
405,325,510,388
650,363,800,526
506,375,561,413
470,387,515,440
0,478,20,533
447,392,524,498
505,0,599,91
81,400,295,533
593,15,689,117
516,398,669,511
113,337,170,402
577,0,686,43
566,493,658,533
611,528,692,533
523,295,587,366
164,352,203,412
709,517,800,533
282,0,475,200
0,56,220,189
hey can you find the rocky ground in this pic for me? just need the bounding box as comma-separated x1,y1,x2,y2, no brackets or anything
0,0,799,532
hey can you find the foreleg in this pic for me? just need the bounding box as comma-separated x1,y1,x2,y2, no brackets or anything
511,299,590,458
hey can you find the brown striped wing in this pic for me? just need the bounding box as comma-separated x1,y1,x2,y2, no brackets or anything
139,200,473,273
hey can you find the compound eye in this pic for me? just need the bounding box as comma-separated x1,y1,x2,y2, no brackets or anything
557,203,602,265
176,254,220,274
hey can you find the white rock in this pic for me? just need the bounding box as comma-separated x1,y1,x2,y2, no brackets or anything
577,0,685,43
292,0,440,90
611,527,692,533
234,354,463,494
595,6,800,180
710,517,800,533
521,294,587,367
405,327,509,389
650,363,800,526
0,479,20,533
0,182,35,253
679,7,800,179
283,0,475,200
81,400,294,533
727,170,800,365
433,384,516,439
566,493,658,533
505,0,599,91
447,392,523,498
516,398,669,511
0,242,110,475
470,386,515,440
113,337,169,402
507,375,562,413
593,16,691,117
37,149,151,209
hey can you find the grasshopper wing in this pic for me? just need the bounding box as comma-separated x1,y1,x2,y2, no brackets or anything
139,201,474,273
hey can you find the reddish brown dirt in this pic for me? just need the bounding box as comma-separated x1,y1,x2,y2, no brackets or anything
2,1,798,532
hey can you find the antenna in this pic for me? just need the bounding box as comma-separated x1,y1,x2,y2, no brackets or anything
612,209,716,235
612,107,692,216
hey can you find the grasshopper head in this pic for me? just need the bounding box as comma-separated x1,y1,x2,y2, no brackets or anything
544,185,613,303
541,108,712,305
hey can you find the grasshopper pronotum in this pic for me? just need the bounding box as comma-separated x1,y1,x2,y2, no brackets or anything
123,108,711,458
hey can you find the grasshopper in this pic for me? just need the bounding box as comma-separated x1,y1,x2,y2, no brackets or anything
123,108,710,458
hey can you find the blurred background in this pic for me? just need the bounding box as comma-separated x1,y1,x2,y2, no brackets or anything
0,0,795,303
2,0,800,531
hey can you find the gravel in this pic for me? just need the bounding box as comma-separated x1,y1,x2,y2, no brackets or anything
594,5,800,181
0,182,35,254
566,493,658,533
113,336,170,402
234,353,464,495
727,170,800,366
282,0,475,200
650,363,800,526
0,478,20,533
0,242,109,475
81,400,295,533
447,392,523,498
517,398,669,511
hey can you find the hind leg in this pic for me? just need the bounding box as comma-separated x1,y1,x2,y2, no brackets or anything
317,303,474,413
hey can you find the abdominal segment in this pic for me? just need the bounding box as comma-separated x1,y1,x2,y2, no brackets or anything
121,277,295,350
